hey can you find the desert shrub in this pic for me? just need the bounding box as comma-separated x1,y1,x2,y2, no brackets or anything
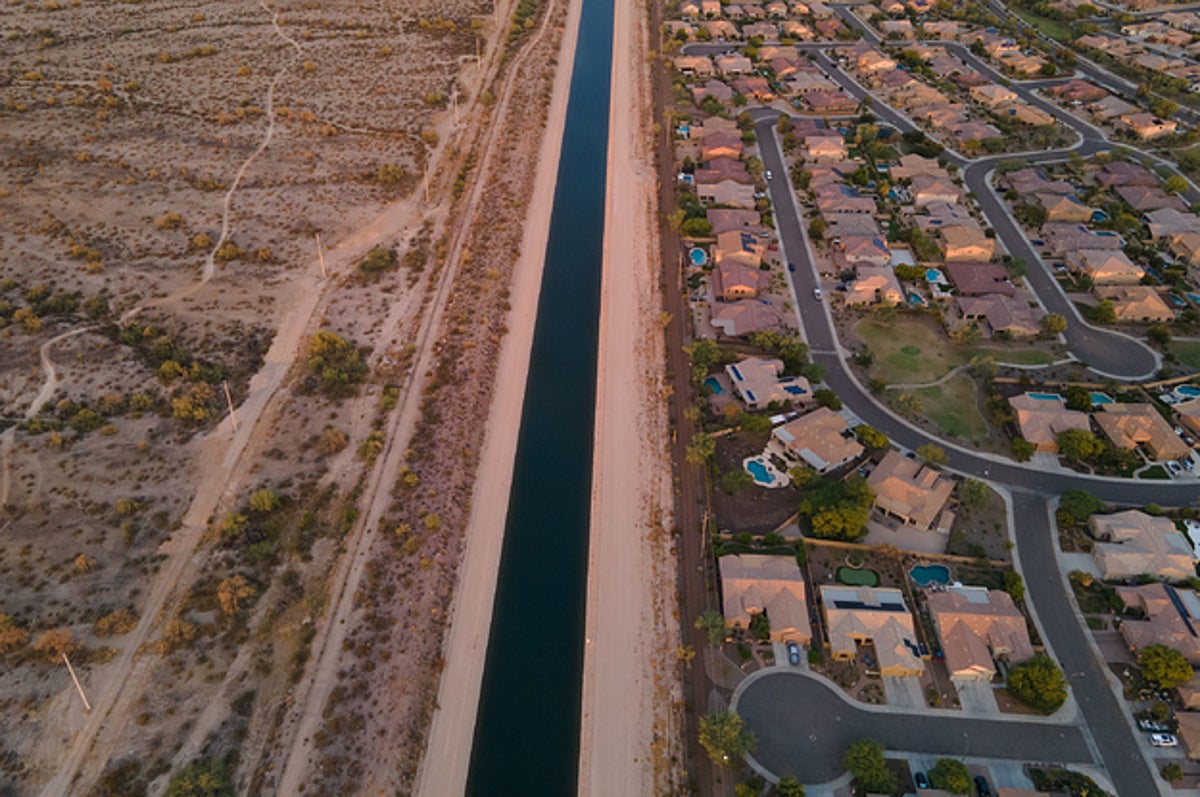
307,331,368,397
94,609,138,637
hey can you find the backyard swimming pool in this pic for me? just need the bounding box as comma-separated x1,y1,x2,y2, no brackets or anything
1091,392,1114,406
704,376,724,394
1179,385,1200,399
910,564,951,586
689,247,707,267
744,456,789,489
1027,392,1062,402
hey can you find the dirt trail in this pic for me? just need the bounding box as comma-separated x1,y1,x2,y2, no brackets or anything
0,326,93,509
269,4,568,794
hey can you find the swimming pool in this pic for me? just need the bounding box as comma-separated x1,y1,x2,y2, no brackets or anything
1188,293,1200,306
910,564,951,587
689,247,708,266
744,456,790,489
1179,385,1200,399
908,292,927,306
1091,392,1114,406
704,376,724,395
1027,392,1062,402
925,268,945,283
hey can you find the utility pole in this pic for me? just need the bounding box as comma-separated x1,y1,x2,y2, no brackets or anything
62,652,91,713
424,164,430,203
452,86,458,124
223,381,237,431
315,232,327,278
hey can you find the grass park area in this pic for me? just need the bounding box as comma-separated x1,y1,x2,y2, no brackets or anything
1170,341,1200,370
916,373,989,443
856,319,1055,386
1009,6,1072,42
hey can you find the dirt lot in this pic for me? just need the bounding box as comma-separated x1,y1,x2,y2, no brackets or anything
0,0,549,794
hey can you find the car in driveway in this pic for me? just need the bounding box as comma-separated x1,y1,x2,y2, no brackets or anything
974,775,992,796
914,771,929,789
785,641,801,665
1151,733,1178,747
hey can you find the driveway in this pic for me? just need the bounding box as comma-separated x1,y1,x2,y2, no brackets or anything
734,670,1092,783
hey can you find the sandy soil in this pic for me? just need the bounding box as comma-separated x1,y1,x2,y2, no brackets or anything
577,0,683,792
411,0,583,793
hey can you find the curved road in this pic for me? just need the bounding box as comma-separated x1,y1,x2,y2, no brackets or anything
736,671,1092,783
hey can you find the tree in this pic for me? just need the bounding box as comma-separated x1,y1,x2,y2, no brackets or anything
217,575,256,616
1058,490,1104,526
721,467,755,495
814,388,842,410
686,432,716,465
1147,323,1171,348
929,758,972,794
1162,763,1184,784
684,338,723,383
775,775,805,797
854,425,888,450
917,443,947,467
0,613,30,652
1006,654,1067,713
894,392,922,416
808,217,825,241
1040,313,1067,337
800,476,875,541
1011,437,1035,462
695,609,727,648
248,488,280,514
33,628,80,661
358,245,397,273
166,756,235,797
1063,386,1092,413
843,739,897,793
307,330,368,397
1004,571,1026,602
1139,644,1193,688
699,710,756,766
681,217,713,237
1164,174,1189,195
958,478,989,510
1093,299,1116,325
1055,428,1104,464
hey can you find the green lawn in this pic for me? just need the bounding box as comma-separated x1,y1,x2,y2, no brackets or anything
1139,465,1170,480
1010,7,1072,43
917,373,990,443
1170,341,1200,370
856,318,1056,385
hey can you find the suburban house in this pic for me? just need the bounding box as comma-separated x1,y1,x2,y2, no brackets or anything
714,230,765,267
692,79,735,106
1004,167,1075,197
1089,95,1138,120
1091,510,1196,581
1119,112,1179,140
697,180,756,208
1095,160,1159,188
944,262,1014,296
804,135,849,163
1116,184,1187,213
820,586,925,677
771,407,865,472
927,586,1035,683
1169,232,1200,266
725,356,813,410
917,201,978,232
719,554,812,644
707,208,762,235
956,294,1041,338
816,185,877,214
1036,193,1094,223
970,83,1019,107
1047,79,1108,103
844,266,904,305
1066,249,1144,285
998,102,1054,127
840,235,892,267
695,156,752,185
710,300,787,337
1043,223,1123,255
1176,397,1200,437
1008,393,1091,452
954,121,1002,144
867,450,955,532
911,174,963,208
715,54,754,76
701,131,745,161
889,154,945,181
1174,714,1200,760
805,90,858,113
1115,583,1200,663
827,213,882,238
1146,208,1200,241
856,50,898,79
713,260,768,300
1092,286,1175,323
1178,672,1200,709
1094,403,1191,461
941,225,994,262
674,56,715,77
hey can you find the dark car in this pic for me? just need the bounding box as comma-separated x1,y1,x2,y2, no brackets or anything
788,262,796,272
975,775,992,797
914,772,930,789
786,641,801,666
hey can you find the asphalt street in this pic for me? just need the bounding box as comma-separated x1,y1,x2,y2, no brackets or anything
735,671,1093,783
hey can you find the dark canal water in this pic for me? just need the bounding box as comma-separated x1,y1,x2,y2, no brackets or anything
464,0,615,793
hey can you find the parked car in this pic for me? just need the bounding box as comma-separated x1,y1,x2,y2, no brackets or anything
1031,239,1045,246
812,288,823,300
914,771,930,789
788,262,796,272
786,641,801,666
974,775,992,797
1139,719,1171,732
765,169,773,181
1151,733,1178,747
1169,461,1182,476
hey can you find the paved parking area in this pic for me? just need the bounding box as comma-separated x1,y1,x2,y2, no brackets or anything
882,675,924,709
956,680,1000,716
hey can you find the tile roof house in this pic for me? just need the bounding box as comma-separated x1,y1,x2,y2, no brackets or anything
695,155,753,185
827,212,882,238
1119,112,1179,140
725,356,813,410
1066,249,1143,284
944,262,1015,296
840,235,892,266
1004,167,1075,197
720,554,812,644
927,586,1035,683
715,54,754,75
1093,510,1195,581
701,131,745,161
916,201,978,232
1089,95,1139,120
1036,193,1094,223
1047,79,1109,103
888,154,946,181
1176,396,1200,437
1116,583,1200,663
845,266,904,305
674,55,716,77
952,121,1001,143
1170,232,1200,266
692,79,735,106
970,83,1019,107
856,49,898,76
714,229,765,267
707,208,762,235
941,225,994,262
1042,223,1123,256
1146,208,1200,241
867,450,955,532
911,174,963,208
771,407,864,472
804,90,858,112
816,185,877,214
1117,184,1187,213
713,260,768,300
957,294,1041,339
1093,285,1175,323
804,135,849,163
697,180,756,208
1008,392,1091,452
710,299,787,337
1095,403,1191,461
820,585,925,676
1095,160,1160,188
1173,712,1200,760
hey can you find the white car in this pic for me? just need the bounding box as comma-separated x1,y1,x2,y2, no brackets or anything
1151,733,1178,747
812,288,823,300
765,169,773,181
